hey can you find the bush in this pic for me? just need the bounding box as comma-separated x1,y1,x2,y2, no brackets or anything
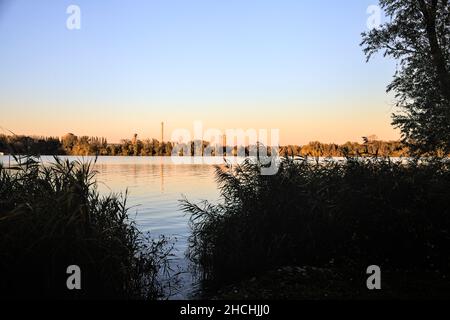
182,157,450,287
0,156,171,299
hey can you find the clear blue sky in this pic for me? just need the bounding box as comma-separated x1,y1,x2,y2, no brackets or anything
0,0,398,144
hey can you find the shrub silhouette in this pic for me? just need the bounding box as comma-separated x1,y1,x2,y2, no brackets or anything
0,156,171,299
182,157,450,287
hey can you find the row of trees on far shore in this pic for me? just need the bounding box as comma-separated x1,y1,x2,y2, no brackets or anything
0,132,409,157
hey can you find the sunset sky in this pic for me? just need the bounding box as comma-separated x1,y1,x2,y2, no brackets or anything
0,0,399,145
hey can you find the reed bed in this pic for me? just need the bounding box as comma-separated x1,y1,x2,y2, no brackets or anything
182,157,450,295
0,156,171,299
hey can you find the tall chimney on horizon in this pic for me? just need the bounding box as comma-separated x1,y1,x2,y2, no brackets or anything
161,122,164,143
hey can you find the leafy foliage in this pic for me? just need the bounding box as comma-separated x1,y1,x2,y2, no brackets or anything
362,0,450,154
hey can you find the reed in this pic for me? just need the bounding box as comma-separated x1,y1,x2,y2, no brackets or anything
0,156,171,299
182,157,450,294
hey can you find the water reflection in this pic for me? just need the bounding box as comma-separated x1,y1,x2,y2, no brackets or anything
93,157,220,299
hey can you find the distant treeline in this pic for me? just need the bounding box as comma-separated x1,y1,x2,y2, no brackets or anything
280,139,408,157
0,135,64,155
0,133,409,157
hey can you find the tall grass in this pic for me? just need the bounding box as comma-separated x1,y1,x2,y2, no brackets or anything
0,156,171,299
182,157,450,289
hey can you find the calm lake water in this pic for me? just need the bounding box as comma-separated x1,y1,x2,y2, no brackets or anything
0,155,222,299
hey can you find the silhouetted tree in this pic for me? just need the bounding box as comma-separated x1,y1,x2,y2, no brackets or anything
362,0,450,154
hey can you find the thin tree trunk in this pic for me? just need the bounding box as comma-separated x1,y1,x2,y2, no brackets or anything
419,0,450,103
